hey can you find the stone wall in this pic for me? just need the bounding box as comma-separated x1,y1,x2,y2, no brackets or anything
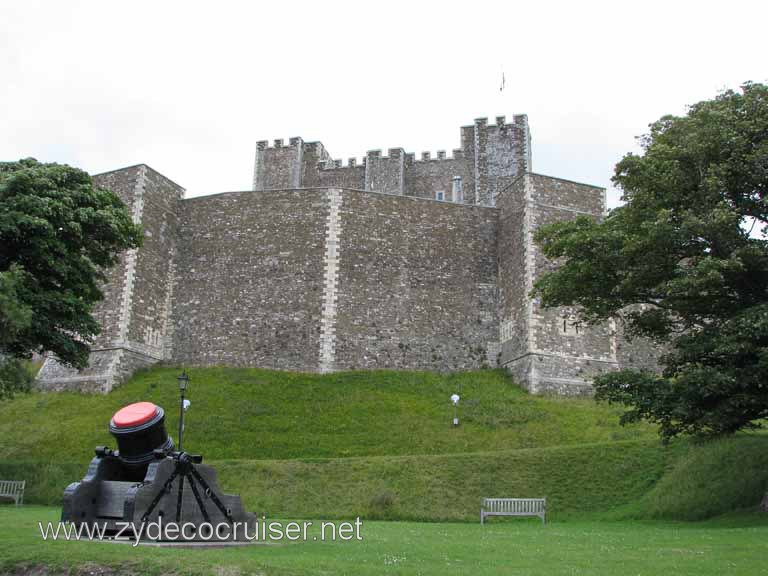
332,190,499,371
170,189,328,371
615,315,664,373
497,176,529,367
36,164,184,392
313,164,365,189
169,187,499,373
499,173,617,395
404,154,469,202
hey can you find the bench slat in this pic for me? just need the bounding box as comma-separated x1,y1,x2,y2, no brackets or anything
0,480,25,506
480,497,546,525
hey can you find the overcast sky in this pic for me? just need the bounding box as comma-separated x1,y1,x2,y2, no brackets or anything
2,1,766,208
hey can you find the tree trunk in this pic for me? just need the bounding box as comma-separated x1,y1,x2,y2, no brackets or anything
761,492,768,513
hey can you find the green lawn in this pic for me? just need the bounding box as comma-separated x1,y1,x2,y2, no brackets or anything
1,506,767,576
1,367,767,523
1,366,767,574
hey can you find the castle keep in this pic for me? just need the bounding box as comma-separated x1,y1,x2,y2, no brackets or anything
37,116,656,395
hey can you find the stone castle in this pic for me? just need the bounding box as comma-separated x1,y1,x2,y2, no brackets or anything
37,115,656,395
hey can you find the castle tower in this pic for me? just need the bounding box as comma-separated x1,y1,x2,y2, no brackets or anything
460,115,531,206
497,173,617,394
364,148,405,195
36,165,185,392
252,116,531,206
253,137,304,190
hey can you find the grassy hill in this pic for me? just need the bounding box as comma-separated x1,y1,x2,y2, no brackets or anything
0,366,766,522
0,367,657,462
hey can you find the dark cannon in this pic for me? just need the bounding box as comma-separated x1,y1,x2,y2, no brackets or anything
61,400,256,542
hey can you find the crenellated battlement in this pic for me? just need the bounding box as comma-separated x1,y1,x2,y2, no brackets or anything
406,148,466,163
256,137,305,151
317,157,364,170
459,115,526,128
253,115,531,206
362,148,406,160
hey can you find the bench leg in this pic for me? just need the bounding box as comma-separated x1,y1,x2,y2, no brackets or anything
480,511,484,525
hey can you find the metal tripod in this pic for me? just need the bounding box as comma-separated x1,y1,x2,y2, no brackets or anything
141,451,233,525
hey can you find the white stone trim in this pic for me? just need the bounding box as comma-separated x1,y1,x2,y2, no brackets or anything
38,374,110,385
505,350,619,365
318,188,343,373
252,146,263,191
486,341,501,366
537,376,594,388
293,143,303,189
523,174,536,352
521,116,532,173
161,250,177,360
473,123,481,204
532,201,601,216
112,340,165,361
108,165,147,390
522,174,540,391
499,319,515,343
364,160,371,191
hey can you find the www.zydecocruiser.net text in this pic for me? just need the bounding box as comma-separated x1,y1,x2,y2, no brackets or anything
38,517,364,546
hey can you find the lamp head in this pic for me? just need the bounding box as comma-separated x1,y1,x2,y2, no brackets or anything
177,371,189,392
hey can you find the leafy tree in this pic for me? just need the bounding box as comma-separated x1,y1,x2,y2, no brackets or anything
0,265,33,398
532,82,768,439
0,159,142,396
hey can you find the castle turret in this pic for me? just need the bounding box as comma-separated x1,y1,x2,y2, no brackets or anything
253,137,304,190
459,115,531,206
36,165,185,392
364,148,405,195
497,172,614,394
253,116,531,206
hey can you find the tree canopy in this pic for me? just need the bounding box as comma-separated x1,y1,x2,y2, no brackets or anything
0,159,141,397
532,82,768,439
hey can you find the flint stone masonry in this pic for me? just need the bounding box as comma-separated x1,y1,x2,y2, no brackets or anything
37,165,184,392
172,189,328,372
35,116,659,394
253,117,531,206
496,173,652,395
333,190,498,371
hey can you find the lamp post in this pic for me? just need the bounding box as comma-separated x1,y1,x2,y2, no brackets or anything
451,393,460,427
177,371,189,451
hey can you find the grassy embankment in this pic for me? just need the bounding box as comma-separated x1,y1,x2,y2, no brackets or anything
0,366,766,522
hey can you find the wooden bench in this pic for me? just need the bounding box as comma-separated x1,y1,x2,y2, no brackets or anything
0,480,25,506
481,497,546,524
